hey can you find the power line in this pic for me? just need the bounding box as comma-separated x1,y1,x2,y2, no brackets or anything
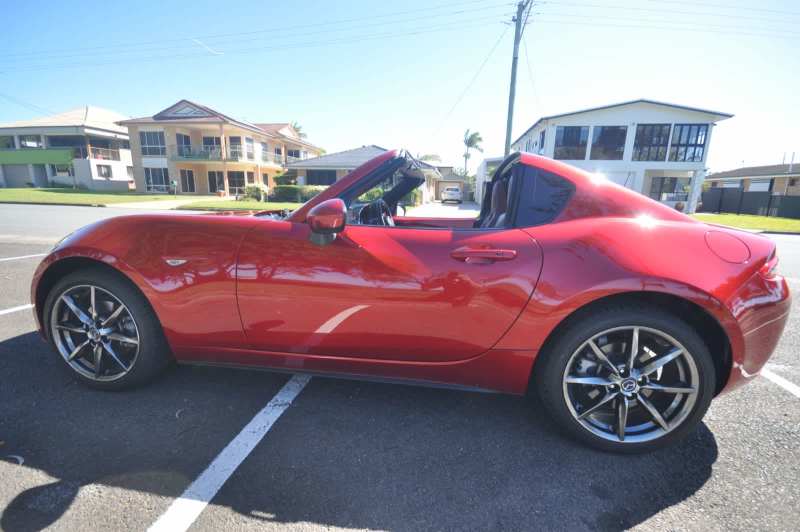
0,0,509,60
533,10,800,36
521,32,541,113
0,92,55,116
539,0,800,24
532,17,800,39
431,24,511,138
638,0,800,17
8,16,510,73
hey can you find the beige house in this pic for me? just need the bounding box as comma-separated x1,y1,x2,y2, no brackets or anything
118,100,322,195
706,163,800,196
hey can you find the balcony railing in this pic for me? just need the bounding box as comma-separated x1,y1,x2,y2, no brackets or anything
171,145,224,160
89,147,120,161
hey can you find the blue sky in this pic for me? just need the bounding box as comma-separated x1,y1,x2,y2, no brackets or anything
0,0,798,172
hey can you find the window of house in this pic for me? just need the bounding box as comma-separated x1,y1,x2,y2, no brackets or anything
245,137,254,160
127,166,134,179
202,136,221,157
144,167,169,192
554,126,589,160
19,135,42,148
139,131,166,156
790,178,798,187
633,124,671,161
590,126,627,160
51,164,74,177
120,140,130,150
247,171,255,184
649,177,691,201
669,124,708,162
208,170,224,193
97,164,112,178
176,133,191,156
306,170,337,185
287,149,300,159
180,169,196,193
228,136,242,158
0,136,14,149
262,173,269,185
260,142,269,161
227,171,245,195
538,130,545,154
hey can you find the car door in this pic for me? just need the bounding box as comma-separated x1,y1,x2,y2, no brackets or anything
236,220,543,362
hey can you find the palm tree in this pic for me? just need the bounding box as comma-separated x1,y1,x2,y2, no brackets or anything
463,129,483,175
290,121,307,139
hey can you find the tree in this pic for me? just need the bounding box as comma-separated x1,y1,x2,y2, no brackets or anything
463,129,483,175
290,121,307,139
418,153,441,162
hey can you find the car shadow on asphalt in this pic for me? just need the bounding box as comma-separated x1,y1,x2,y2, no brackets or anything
0,331,718,532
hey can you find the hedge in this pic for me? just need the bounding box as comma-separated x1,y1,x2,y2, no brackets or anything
270,185,327,202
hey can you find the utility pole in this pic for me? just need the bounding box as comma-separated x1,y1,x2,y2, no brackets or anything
504,0,530,156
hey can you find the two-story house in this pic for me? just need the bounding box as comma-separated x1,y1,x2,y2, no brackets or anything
477,99,732,213
0,106,132,191
118,100,323,195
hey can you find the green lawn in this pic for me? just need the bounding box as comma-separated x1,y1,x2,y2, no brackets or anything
693,213,800,233
0,188,184,205
178,199,303,211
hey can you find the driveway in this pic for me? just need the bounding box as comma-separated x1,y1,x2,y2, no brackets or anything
0,204,798,531
406,200,480,218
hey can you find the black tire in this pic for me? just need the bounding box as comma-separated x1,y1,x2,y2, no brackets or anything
43,267,172,390
534,303,716,453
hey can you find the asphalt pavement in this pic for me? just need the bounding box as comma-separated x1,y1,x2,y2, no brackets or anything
0,203,798,531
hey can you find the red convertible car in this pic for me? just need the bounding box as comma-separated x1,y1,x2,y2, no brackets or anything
31,150,790,452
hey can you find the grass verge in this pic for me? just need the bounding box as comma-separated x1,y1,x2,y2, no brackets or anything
693,213,800,233
0,188,188,205
177,200,303,211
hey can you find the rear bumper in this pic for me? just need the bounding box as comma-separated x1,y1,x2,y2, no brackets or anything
722,273,791,393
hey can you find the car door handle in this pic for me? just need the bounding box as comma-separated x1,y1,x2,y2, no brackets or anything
450,247,517,263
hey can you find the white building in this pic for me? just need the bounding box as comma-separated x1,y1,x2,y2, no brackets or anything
476,99,732,213
0,106,133,191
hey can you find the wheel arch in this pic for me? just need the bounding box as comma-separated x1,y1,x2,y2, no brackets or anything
35,256,155,341
528,291,733,396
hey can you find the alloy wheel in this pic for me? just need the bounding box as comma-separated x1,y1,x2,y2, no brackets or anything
49,284,140,382
562,326,699,443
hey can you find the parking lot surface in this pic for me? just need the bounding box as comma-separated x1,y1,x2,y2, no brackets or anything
0,204,798,531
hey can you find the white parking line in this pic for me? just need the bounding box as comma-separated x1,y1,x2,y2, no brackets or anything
762,367,800,399
148,374,311,532
0,304,33,316
0,253,46,263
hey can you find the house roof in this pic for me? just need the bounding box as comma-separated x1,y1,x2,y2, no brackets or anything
119,99,269,136
707,163,800,180
0,106,130,134
512,99,734,147
287,145,388,170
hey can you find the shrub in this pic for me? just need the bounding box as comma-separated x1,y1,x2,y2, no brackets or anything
244,185,264,201
274,173,296,185
401,188,423,206
270,185,327,202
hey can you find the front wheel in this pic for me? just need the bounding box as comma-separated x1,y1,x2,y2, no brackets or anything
44,268,172,390
534,304,716,453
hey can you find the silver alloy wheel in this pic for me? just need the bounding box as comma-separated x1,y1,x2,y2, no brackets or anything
49,284,140,382
562,326,699,444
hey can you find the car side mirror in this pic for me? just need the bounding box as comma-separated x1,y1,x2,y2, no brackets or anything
307,198,346,246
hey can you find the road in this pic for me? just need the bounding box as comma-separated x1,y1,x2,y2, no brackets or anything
0,203,798,531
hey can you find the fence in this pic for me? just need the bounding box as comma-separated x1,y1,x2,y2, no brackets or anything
700,188,800,219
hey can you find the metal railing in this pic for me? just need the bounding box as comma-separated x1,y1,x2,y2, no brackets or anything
171,145,224,160
89,147,120,160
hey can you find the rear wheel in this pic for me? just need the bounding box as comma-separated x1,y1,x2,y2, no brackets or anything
44,268,171,390
534,304,715,453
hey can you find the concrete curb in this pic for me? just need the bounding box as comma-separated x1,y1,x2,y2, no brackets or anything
0,200,107,208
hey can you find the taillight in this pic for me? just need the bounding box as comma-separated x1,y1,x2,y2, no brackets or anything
759,254,779,280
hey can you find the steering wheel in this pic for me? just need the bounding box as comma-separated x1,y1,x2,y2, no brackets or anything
358,199,395,227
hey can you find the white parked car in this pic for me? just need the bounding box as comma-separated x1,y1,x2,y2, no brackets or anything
441,186,463,203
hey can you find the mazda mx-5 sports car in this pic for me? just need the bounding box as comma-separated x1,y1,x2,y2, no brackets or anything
31,150,790,452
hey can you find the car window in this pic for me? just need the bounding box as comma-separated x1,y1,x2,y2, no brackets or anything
513,166,575,227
